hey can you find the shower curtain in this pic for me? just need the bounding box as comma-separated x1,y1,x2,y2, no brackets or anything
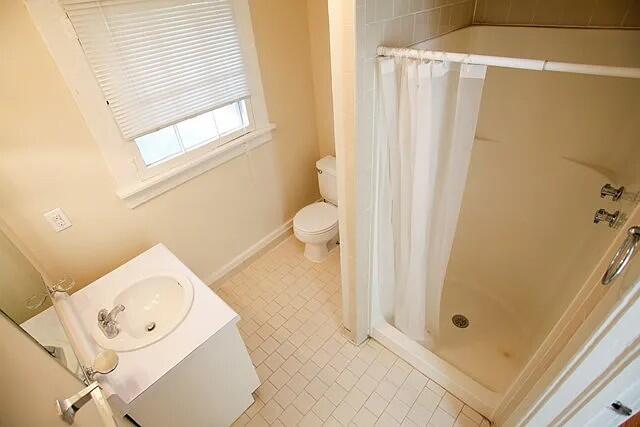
373,57,486,342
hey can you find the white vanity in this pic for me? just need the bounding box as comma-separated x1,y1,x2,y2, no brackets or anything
25,245,259,426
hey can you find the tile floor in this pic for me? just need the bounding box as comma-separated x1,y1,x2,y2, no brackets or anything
216,237,490,427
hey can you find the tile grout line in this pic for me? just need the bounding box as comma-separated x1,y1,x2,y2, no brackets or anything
219,237,488,427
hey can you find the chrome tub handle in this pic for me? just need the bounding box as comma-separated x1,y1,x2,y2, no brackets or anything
602,226,640,285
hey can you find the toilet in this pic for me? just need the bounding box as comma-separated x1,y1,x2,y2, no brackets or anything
293,156,339,262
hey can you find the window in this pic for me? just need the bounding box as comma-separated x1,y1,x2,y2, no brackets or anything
135,100,250,166
27,0,273,206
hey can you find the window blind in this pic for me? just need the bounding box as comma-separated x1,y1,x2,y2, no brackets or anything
61,0,251,140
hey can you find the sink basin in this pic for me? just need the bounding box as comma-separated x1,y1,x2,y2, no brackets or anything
92,274,194,352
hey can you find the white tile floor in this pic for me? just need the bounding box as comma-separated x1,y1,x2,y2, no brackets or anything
216,237,490,427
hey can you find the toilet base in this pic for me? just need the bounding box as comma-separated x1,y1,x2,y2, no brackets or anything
303,235,339,263
304,242,329,263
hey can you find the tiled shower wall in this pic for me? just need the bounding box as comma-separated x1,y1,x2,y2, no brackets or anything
354,0,474,299
474,0,640,28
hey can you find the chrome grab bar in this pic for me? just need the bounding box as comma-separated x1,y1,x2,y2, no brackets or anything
602,226,640,285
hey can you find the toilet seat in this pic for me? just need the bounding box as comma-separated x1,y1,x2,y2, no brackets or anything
293,202,338,235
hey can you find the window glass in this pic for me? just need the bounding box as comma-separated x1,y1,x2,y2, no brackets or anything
240,100,249,124
135,127,181,165
213,102,245,135
176,111,218,149
134,100,250,167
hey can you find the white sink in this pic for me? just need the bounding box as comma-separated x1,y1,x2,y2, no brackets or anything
92,273,194,352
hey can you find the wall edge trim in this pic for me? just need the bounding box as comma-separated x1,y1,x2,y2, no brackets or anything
206,218,294,289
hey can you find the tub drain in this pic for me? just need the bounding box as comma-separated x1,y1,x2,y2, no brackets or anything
452,314,469,329
145,322,156,332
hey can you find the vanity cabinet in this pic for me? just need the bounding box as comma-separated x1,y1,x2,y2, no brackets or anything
124,321,258,426
64,244,260,427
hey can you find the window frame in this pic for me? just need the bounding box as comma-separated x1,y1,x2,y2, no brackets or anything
26,0,274,208
133,99,255,180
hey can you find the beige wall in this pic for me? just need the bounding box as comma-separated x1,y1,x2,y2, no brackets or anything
474,0,640,27
0,0,322,289
0,313,128,426
307,0,336,157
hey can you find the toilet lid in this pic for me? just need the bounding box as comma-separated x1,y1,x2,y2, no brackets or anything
294,202,338,234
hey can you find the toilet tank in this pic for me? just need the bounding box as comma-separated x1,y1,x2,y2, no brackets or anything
316,156,337,205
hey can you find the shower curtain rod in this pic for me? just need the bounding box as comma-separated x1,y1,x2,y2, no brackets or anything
377,46,640,79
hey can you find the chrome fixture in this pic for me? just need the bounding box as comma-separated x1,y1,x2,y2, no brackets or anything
601,183,625,201
611,401,633,416
602,226,640,285
594,209,620,228
98,304,125,338
56,381,101,424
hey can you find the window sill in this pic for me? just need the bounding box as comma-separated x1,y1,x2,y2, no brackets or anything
117,124,275,208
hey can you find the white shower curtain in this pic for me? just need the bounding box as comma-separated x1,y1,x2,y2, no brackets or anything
373,57,486,342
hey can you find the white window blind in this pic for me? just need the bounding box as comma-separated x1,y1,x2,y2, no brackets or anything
61,0,251,140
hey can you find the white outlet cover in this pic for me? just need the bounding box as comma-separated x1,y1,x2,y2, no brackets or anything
44,208,72,232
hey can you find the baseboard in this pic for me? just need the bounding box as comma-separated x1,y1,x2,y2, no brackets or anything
206,219,294,289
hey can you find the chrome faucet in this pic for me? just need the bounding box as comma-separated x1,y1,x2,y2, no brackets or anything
600,183,625,201
594,208,620,228
97,304,125,338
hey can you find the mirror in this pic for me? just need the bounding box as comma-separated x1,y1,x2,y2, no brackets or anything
0,225,85,381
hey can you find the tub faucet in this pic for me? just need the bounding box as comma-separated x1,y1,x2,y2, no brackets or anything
593,209,620,228
98,304,125,339
600,183,625,201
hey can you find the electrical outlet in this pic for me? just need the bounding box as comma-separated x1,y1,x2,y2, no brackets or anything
44,208,72,232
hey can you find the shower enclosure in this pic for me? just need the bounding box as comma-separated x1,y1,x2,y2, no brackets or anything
366,25,640,420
